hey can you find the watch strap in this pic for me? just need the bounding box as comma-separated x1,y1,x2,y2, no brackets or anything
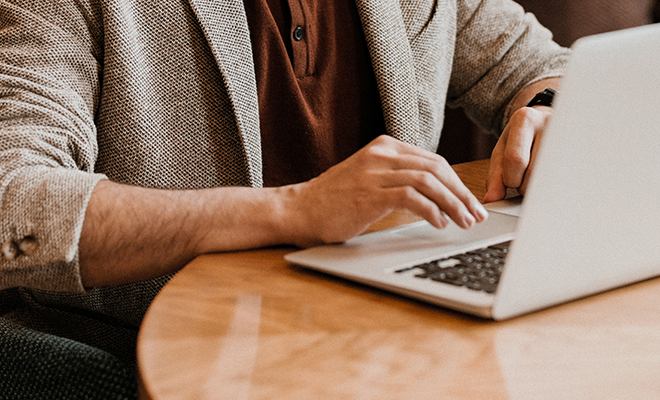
526,88,557,108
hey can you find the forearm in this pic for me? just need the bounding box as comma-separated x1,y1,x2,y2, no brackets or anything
78,181,289,287
79,136,491,287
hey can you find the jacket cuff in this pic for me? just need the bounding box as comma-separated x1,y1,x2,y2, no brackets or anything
0,167,107,292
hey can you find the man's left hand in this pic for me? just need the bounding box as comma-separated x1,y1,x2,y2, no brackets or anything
484,104,553,203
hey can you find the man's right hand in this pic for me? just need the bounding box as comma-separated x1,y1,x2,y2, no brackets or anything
278,135,489,247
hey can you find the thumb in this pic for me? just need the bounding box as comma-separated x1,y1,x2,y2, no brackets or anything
484,171,507,203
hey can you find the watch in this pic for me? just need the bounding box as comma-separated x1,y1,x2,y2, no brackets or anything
526,88,557,108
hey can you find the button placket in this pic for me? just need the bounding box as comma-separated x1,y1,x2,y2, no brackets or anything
288,0,309,77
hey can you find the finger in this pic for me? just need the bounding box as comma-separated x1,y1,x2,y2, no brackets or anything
362,136,488,222
484,171,507,203
517,114,547,195
501,108,536,189
369,135,460,166
484,130,509,203
380,152,488,221
380,185,450,229
376,170,480,229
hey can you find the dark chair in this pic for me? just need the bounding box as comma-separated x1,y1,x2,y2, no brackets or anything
0,317,137,400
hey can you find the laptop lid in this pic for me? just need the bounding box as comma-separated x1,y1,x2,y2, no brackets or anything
492,23,660,319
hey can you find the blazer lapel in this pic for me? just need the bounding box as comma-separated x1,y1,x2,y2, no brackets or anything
186,0,421,185
187,0,263,187
354,0,421,145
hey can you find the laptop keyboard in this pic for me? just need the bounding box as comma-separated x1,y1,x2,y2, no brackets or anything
394,241,510,294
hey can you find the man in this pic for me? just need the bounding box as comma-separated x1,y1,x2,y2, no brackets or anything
0,0,568,380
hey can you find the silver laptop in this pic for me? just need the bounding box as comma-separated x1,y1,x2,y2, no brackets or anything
285,23,660,320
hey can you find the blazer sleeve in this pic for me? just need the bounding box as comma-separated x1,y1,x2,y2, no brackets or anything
447,0,572,133
0,0,106,292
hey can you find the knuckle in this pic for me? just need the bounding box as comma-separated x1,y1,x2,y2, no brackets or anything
502,151,527,170
402,185,417,198
512,106,535,122
428,158,450,178
396,186,417,203
429,162,446,180
376,134,392,142
363,137,397,158
372,134,395,147
513,106,551,129
509,108,537,132
435,155,450,168
360,144,387,162
443,196,464,214
414,171,436,189
428,158,453,179
360,145,379,158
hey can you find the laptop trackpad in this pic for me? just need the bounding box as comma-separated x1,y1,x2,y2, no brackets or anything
484,196,523,217
286,207,518,273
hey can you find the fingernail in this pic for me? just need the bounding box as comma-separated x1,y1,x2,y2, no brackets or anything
463,210,476,228
475,203,489,222
438,212,448,229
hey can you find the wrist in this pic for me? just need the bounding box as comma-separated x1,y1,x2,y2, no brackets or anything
269,183,320,248
503,78,561,129
191,186,293,254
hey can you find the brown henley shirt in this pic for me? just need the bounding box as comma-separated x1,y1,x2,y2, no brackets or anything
244,0,387,187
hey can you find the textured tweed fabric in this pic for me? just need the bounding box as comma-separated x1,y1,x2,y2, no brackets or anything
0,0,569,360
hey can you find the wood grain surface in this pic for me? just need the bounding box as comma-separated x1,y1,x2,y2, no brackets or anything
138,159,660,399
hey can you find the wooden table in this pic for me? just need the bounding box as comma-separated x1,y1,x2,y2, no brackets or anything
138,159,660,400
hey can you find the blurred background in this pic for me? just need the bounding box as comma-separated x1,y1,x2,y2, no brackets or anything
437,0,660,164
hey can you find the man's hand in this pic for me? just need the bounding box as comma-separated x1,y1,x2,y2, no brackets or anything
279,135,489,247
484,105,552,203
484,78,560,203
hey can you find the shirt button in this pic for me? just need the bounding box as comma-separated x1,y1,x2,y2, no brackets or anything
293,26,304,41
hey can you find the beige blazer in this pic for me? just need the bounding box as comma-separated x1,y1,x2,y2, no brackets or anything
0,0,568,339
